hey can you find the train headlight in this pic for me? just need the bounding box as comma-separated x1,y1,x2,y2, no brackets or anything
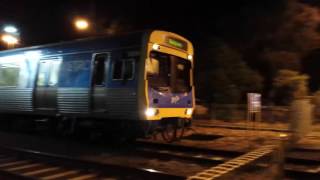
185,108,193,116
145,108,158,117
152,43,160,50
187,54,193,60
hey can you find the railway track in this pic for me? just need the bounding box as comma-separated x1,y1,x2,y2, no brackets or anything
134,140,320,179
284,147,320,179
0,130,319,179
0,145,184,180
135,140,244,156
188,145,276,179
133,140,243,166
193,120,291,133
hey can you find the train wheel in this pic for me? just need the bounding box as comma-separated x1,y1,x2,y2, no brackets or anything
175,118,186,140
141,121,155,139
161,118,187,143
161,122,177,143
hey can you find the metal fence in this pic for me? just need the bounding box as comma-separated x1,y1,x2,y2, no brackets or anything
194,103,290,122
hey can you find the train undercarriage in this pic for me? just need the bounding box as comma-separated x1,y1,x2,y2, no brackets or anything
0,114,192,143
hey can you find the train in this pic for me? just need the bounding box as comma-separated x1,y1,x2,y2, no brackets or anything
0,30,195,142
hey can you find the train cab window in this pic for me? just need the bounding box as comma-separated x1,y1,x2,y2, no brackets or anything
93,54,108,86
147,52,170,89
147,51,191,93
173,57,191,92
147,58,160,75
112,61,123,80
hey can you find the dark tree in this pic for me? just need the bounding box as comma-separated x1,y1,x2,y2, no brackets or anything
195,39,263,104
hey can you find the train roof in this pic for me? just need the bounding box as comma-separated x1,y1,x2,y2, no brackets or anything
0,31,148,57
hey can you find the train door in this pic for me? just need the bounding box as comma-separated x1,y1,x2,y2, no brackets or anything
34,58,61,112
92,53,109,113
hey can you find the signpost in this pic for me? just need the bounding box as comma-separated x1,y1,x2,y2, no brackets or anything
246,93,262,148
247,93,261,121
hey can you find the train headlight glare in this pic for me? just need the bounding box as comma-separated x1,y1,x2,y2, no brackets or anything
152,43,160,50
187,54,193,60
145,108,158,117
185,108,193,115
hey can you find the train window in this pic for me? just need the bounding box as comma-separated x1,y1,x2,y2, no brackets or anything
124,60,134,80
0,62,20,87
93,54,108,86
112,61,123,80
37,59,61,87
48,60,61,87
112,58,135,81
147,52,170,89
59,55,91,88
173,56,191,92
146,58,160,75
147,51,191,93
37,61,49,87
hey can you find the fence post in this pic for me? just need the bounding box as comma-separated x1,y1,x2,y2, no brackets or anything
289,96,313,145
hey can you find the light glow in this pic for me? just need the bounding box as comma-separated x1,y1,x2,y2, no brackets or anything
185,108,193,115
145,108,158,117
74,19,89,30
1,34,18,45
279,133,288,138
152,43,160,50
3,26,18,33
188,54,193,60
143,168,161,173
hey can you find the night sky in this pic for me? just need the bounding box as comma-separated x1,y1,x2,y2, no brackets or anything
2,0,320,99
0,0,288,46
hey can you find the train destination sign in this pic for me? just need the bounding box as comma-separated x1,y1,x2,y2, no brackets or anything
166,37,187,50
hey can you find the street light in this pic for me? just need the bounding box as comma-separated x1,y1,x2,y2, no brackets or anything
74,18,89,31
1,25,20,48
3,25,18,34
1,34,18,48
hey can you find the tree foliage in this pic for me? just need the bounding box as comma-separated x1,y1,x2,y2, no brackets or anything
196,40,263,104
241,1,320,96
272,69,309,105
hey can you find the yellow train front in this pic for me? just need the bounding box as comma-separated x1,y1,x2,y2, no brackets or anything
138,31,195,141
